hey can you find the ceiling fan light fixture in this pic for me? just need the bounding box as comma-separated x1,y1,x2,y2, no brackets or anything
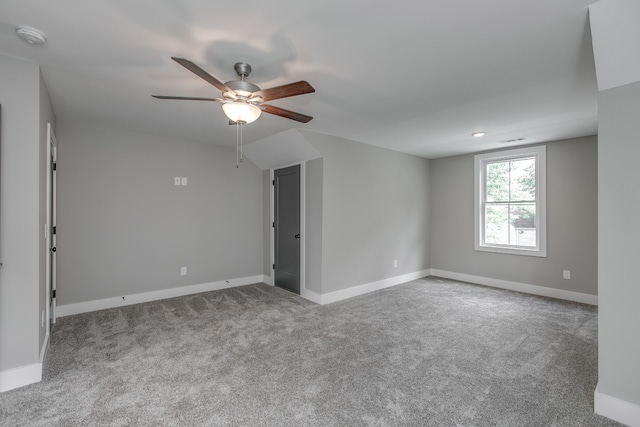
472,131,486,137
222,102,262,124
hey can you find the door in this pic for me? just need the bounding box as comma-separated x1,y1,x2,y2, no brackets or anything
46,123,58,328
274,165,300,294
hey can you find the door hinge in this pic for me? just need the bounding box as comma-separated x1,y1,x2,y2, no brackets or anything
52,226,57,235
53,162,57,171
272,222,275,228
52,290,56,298
272,180,275,186
272,263,275,270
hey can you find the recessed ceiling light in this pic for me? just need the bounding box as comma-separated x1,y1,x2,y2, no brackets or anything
15,26,47,45
472,131,486,137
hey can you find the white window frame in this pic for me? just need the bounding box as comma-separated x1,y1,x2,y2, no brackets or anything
474,145,547,257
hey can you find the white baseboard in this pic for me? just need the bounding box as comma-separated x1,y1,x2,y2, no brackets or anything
57,275,265,317
301,288,322,304
429,269,598,305
595,384,640,426
318,269,431,305
266,269,430,305
261,275,323,305
0,363,42,393
1,329,50,393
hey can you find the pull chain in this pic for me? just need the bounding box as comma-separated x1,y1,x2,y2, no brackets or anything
235,120,246,168
236,121,239,168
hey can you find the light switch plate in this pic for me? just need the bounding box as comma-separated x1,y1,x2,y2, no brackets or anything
174,177,181,186
181,177,188,186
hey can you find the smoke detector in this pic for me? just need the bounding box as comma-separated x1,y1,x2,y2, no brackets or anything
15,26,47,45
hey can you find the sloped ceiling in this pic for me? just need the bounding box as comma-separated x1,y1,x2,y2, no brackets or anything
0,0,597,158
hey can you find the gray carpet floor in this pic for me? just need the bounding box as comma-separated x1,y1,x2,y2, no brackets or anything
0,277,621,426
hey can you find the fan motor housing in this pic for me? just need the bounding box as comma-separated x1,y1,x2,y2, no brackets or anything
225,80,261,98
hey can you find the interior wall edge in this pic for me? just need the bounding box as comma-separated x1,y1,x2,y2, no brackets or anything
39,334,49,364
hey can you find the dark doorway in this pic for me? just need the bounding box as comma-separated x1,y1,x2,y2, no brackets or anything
274,165,300,294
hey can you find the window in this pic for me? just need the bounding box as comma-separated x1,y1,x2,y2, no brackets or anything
474,145,546,257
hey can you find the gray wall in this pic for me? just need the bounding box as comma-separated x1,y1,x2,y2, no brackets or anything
301,131,431,294
56,121,263,305
305,158,323,294
0,55,50,371
430,136,598,295
598,81,640,405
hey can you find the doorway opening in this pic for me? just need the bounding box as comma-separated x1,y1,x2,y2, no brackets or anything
272,164,304,295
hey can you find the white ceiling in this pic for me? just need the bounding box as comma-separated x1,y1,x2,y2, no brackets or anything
0,0,598,159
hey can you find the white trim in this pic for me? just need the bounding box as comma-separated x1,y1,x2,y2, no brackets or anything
318,269,431,305
258,274,321,303
270,167,275,288
259,274,270,284
45,124,52,329
300,162,307,300
0,363,42,392
301,288,322,304
595,384,640,427
57,275,265,317
45,123,58,331
430,269,598,305
474,145,547,257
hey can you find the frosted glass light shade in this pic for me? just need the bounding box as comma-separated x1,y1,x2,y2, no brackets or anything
222,102,262,124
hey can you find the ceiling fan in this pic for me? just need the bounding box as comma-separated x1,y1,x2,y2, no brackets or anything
153,57,315,125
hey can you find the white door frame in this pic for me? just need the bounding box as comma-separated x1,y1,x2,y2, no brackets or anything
270,161,308,299
45,123,57,330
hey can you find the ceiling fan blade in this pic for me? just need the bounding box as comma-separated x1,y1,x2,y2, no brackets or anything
152,95,223,102
171,57,230,93
259,81,315,102
262,104,313,123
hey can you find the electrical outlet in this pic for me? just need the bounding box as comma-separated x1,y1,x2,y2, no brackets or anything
563,270,571,280
181,266,187,276
181,177,188,186
174,177,181,186
394,259,398,268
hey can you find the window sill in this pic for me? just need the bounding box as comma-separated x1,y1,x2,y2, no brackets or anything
475,244,547,258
